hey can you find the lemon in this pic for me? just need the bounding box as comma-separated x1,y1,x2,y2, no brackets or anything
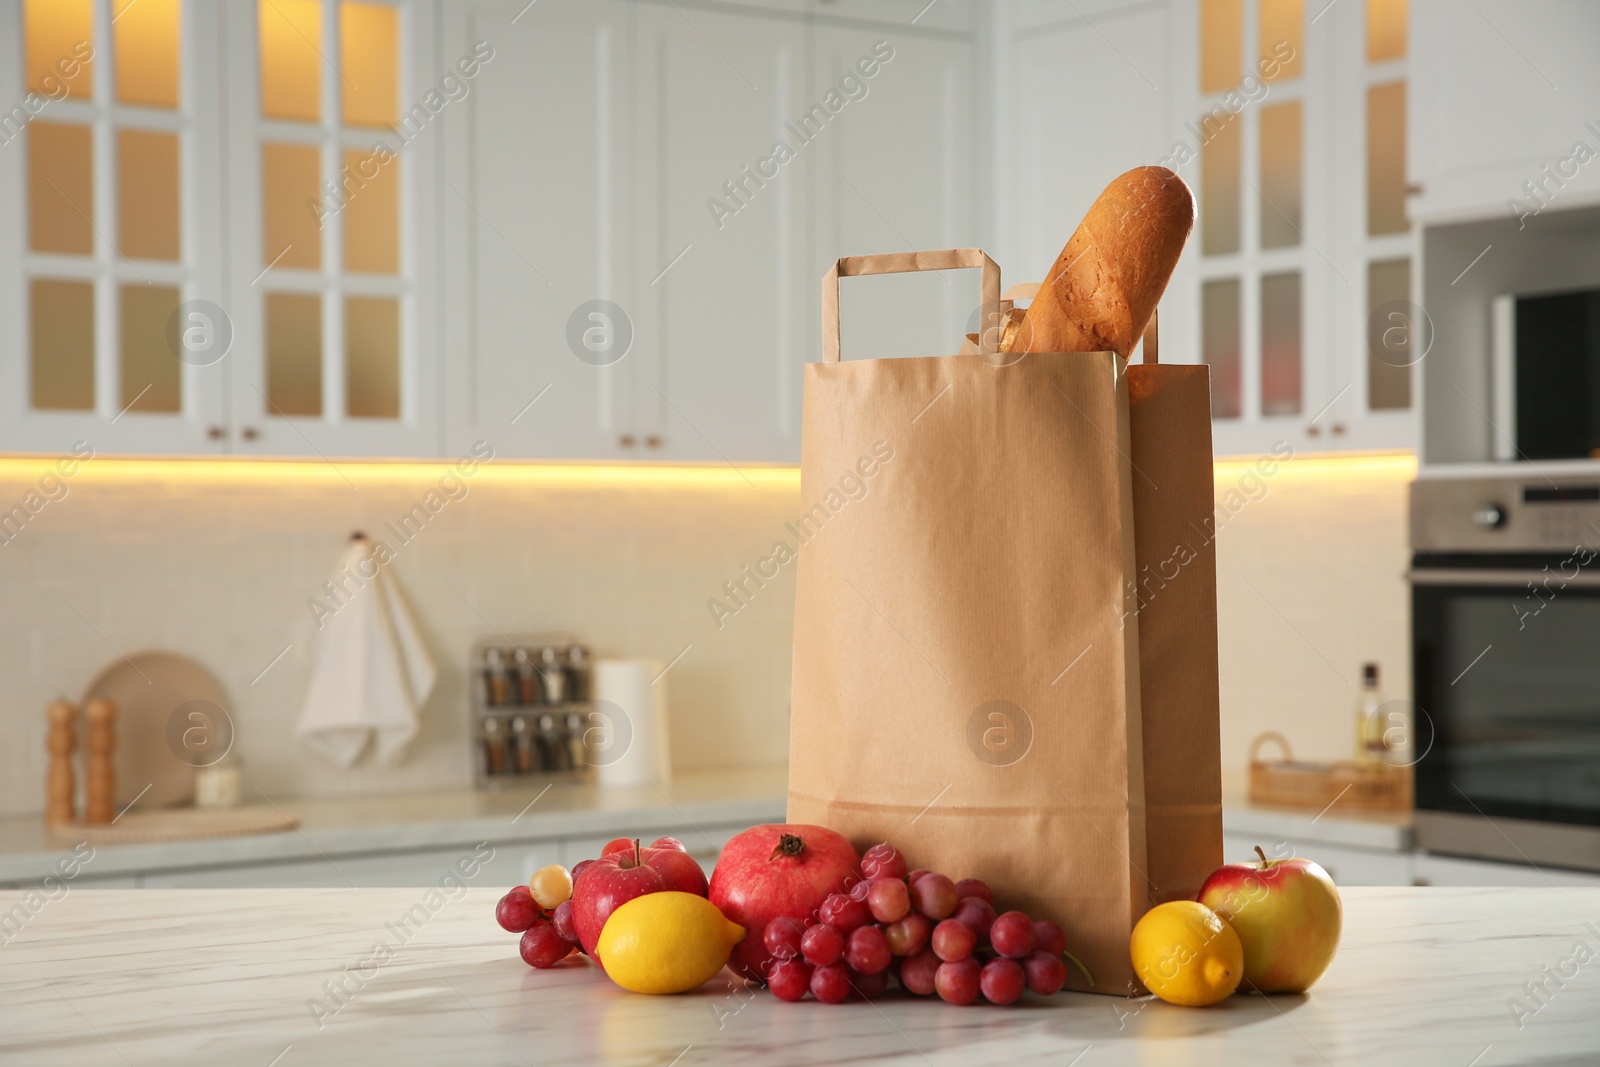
1129,900,1243,1007
596,892,746,995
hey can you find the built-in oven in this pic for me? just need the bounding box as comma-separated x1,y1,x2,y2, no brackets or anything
1410,476,1600,873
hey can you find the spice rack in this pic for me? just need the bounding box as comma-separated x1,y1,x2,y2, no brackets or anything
471,635,593,789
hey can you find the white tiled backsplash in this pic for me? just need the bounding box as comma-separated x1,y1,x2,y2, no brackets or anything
0,450,1413,818
0,459,801,817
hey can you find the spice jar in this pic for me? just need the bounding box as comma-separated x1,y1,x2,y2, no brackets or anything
539,646,567,705
484,648,511,706
515,648,539,705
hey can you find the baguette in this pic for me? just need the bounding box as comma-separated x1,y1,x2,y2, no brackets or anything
1004,166,1194,357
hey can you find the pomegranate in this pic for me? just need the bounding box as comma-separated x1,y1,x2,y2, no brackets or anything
709,824,861,982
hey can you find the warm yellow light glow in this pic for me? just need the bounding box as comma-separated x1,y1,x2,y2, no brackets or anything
25,0,93,99
0,455,804,491
114,0,180,108
1213,451,1416,480
341,1,398,128
260,0,322,121
0,453,1412,491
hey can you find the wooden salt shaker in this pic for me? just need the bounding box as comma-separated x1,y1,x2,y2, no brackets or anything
84,698,117,824
45,700,77,825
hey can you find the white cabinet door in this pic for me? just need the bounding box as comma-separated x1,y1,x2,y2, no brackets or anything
441,0,638,461
0,0,230,455
1410,0,1600,224
222,0,443,460
812,21,977,371
629,3,813,464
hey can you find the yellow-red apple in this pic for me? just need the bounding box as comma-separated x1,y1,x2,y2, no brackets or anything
1196,846,1342,993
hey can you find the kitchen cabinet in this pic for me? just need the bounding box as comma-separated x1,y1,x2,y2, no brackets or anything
440,0,639,461
443,0,978,464
628,2,813,463
996,1,1419,458
812,21,979,372
1408,0,1600,226
0,0,443,458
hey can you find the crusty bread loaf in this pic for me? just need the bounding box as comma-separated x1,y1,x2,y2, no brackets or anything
1005,166,1194,357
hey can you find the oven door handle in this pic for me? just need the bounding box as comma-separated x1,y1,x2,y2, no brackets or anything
1409,567,1600,588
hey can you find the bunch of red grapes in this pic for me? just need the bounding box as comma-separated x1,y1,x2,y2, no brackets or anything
764,843,1087,1006
494,866,589,969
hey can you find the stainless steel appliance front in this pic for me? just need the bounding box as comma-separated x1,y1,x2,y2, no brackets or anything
1410,474,1600,873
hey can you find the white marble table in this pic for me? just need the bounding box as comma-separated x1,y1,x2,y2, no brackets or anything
2,887,1596,1066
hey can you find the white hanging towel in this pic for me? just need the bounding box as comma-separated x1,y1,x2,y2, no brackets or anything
295,538,437,767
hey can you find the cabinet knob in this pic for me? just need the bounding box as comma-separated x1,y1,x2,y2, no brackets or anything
1307,424,1322,437
1331,423,1347,436
241,427,260,441
619,434,636,448
206,426,224,441
645,435,662,449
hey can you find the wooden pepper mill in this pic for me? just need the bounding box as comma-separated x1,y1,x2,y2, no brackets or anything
45,700,77,825
84,697,117,824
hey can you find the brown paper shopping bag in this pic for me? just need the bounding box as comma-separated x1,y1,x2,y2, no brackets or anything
787,249,1220,996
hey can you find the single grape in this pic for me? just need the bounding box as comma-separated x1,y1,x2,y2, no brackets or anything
909,873,959,920
818,892,871,933
768,959,812,1002
765,915,807,961
851,966,890,1000
600,837,634,857
860,842,909,881
932,918,977,962
496,892,539,932
1032,920,1066,957
570,859,594,884
810,962,852,1004
844,925,891,975
801,923,845,967
551,900,580,945
899,949,941,996
884,912,932,956
506,884,533,900
529,864,573,909
520,923,571,968
980,958,1026,1005
953,878,993,904
952,896,996,944
1023,951,1067,996
847,878,873,903
650,836,687,853
990,911,1036,959
907,868,930,885
934,958,982,1005
868,878,911,924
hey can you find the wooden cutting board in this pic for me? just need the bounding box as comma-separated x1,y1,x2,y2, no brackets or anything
50,805,297,844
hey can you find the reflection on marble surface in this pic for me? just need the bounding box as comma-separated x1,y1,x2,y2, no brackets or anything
2,887,1598,1065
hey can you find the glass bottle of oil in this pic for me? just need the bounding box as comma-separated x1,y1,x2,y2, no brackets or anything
1355,662,1387,766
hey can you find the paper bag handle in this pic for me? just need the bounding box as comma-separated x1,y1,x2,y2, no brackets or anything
822,248,1001,362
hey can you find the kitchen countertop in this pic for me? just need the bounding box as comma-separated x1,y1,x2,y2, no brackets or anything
2,886,1593,1065
0,767,789,884
1221,770,1414,852
0,766,1414,885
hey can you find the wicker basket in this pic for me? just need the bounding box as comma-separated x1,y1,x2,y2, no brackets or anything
1247,732,1412,813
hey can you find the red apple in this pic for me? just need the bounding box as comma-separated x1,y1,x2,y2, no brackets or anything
709,824,862,982
1197,846,1342,993
572,840,709,965
651,836,688,853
